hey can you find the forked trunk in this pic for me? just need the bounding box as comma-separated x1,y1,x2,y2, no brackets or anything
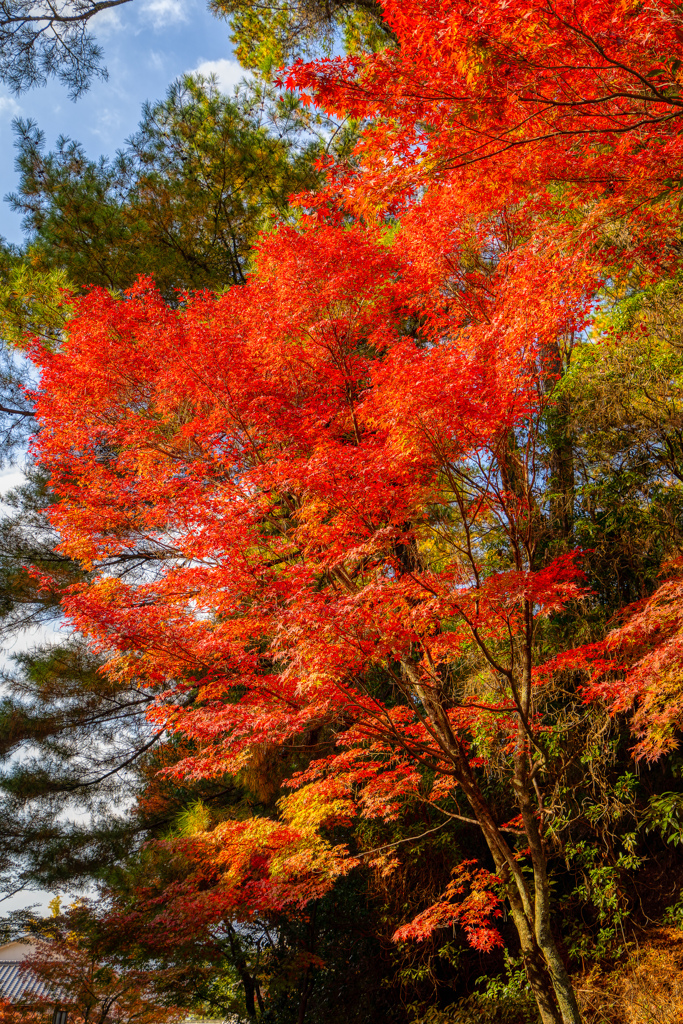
402,657,583,1024
478,799,582,1024
420,712,581,1022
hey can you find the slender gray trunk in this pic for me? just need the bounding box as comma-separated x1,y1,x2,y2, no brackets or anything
403,657,582,1024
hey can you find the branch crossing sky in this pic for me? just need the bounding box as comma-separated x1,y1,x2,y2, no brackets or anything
0,0,246,243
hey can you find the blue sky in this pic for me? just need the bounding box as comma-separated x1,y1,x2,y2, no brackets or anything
0,0,249,244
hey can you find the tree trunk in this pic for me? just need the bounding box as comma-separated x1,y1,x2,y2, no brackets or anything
507,896,564,1024
297,970,311,1024
512,731,582,1024
472,771,582,1024
460,769,572,1024
407,669,582,1024
227,924,258,1018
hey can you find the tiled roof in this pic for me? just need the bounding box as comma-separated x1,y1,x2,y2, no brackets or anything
0,960,57,1003
183,1018,239,1023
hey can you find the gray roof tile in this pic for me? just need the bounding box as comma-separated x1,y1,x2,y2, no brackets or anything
0,960,59,1003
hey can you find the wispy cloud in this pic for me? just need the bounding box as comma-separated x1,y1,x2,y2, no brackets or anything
0,95,21,119
148,50,167,72
91,6,125,38
141,0,190,29
190,58,249,93
88,105,126,142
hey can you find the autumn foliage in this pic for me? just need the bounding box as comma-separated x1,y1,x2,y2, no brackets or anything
23,3,683,1024
0,906,182,1024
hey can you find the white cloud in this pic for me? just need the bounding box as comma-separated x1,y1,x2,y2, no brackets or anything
141,0,189,29
0,467,25,495
91,6,125,37
148,50,166,72
90,108,124,141
190,58,249,93
0,95,21,119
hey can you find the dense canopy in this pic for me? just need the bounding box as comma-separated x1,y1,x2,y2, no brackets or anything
3,3,683,1024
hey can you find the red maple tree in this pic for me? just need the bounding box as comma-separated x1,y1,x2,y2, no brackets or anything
286,0,683,225
27,4,683,1024
31,217,589,1024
